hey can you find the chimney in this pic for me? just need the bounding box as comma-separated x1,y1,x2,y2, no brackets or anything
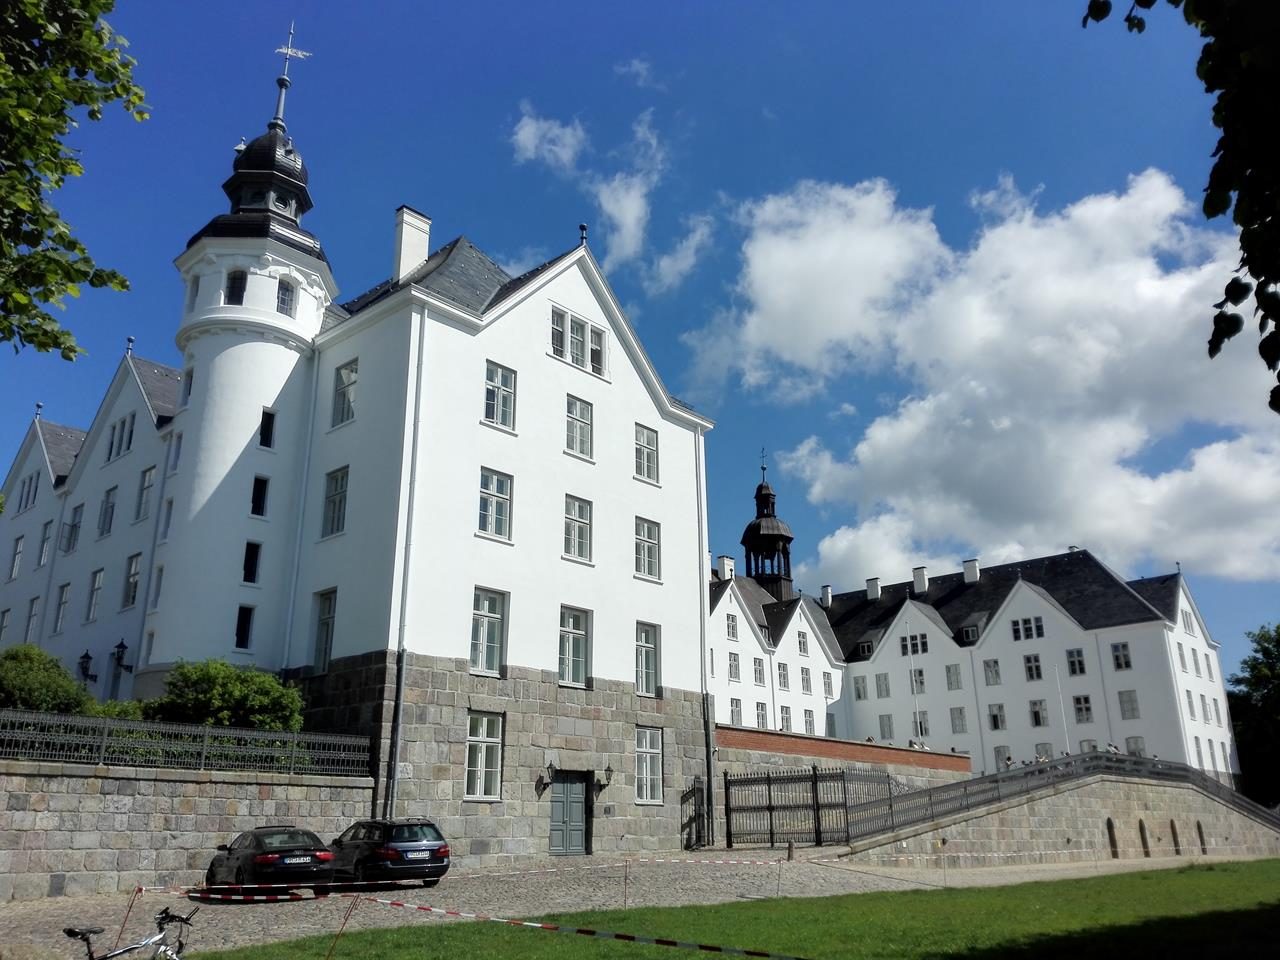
866,577,880,601
912,566,928,595
393,205,431,282
821,584,832,607
718,556,735,580
963,558,980,584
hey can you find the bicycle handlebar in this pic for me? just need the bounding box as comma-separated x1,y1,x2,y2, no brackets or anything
154,906,198,928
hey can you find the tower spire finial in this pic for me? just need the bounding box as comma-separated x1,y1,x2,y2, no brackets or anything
760,446,767,482
34,401,43,420
271,22,311,131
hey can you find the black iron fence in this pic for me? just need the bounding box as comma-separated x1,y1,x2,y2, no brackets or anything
680,777,706,849
724,752,1280,848
0,708,371,777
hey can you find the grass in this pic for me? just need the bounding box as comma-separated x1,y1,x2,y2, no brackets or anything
196,859,1280,960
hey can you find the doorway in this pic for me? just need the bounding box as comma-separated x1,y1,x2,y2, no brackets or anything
549,772,591,855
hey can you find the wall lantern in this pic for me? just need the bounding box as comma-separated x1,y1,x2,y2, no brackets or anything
113,640,133,674
78,650,97,683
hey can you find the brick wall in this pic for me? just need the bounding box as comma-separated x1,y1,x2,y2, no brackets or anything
0,759,374,901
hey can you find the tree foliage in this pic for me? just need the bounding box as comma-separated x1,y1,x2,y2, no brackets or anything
0,643,91,713
143,660,304,732
0,0,147,359
1228,622,1280,806
1085,1,1280,414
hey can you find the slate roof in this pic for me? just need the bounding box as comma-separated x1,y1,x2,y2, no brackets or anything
37,421,86,485
1126,573,1181,622
130,356,183,423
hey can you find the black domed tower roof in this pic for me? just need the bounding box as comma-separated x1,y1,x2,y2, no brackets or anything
740,465,795,601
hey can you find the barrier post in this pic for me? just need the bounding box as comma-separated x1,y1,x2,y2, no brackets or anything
324,893,360,960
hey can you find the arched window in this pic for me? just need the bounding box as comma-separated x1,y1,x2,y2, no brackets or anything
1196,820,1207,856
226,270,247,306
276,278,296,318
1106,817,1119,859
1138,819,1150,858
1170,820,1181,856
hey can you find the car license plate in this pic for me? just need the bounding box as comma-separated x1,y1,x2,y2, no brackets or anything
403,851,430,860
283,856,311,864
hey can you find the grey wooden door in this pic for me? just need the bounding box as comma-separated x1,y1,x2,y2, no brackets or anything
549,773,588,855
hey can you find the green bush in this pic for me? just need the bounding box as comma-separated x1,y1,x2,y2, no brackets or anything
0,645,91,714
88,698,145,720
143,660,303,732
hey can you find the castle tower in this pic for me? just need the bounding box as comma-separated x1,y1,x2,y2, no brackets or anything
739,464,795,602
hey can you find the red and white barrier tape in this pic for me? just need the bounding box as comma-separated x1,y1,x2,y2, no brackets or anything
188,890,305,902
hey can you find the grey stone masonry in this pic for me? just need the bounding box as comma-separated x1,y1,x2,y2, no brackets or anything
0,759,374,901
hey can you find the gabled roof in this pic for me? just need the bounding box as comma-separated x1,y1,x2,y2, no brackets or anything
1126,573,1181,623
37,421,86,485
798,594,842,664
129,356,183,424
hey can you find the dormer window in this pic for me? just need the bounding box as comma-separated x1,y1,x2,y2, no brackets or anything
962,625,979,642
225,270,247,306
276,278,296,318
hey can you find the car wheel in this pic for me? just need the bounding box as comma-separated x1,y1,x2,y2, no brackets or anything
421,878,439,888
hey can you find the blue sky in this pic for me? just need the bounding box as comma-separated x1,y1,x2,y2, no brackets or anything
3,2,1276,676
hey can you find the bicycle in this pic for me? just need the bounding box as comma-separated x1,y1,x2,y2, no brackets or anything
63,906,199,960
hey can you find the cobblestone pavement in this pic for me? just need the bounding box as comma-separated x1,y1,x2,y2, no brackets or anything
0,853,1262,958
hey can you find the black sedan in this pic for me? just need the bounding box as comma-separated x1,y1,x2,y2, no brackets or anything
330,818,451,886
205,825,335,887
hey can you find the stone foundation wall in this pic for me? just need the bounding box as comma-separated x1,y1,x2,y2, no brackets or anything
0,760,374,901
846,775,1280,867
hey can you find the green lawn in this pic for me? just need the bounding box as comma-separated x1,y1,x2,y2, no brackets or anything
198,859,1280,960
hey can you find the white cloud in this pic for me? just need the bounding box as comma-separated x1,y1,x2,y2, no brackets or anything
827,402,858,420
644,214,714,295
511,101,587,174
697,169,1280,583
496,246,548,278
614,58,665,91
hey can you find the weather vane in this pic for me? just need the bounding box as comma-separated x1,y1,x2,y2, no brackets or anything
275,22,311,76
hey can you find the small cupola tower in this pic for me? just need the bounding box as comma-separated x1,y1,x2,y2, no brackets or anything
740,462,796,602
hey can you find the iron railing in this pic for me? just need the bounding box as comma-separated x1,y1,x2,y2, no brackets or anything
724,752,1280,848
680,777,706,849
0,709,371,777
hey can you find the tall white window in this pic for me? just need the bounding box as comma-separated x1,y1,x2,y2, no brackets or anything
478,468,512,540
37,521,52,568
315,589,337,672
563,495,592,560
1177,641,1187,672
1181,609,1196,636
225,269,247,306
1185,689,1196,719
635,727,662,802
160,498,174,540
777,662,790,690
103,412,134,461
950,706,966,734
16,471,39,511
484,362,516,429
1200,693,1209,722
879,714,894,740
1066,648,1086,676
465,712,502,799
322,467,349,537
1192,649,1201,677
135,466,155,521
276,278,296,317
23,597,39,644
635,424,659,481
1074,695,1093,723
634,517,660,579
258,410,276,448
912,710,929,738
945,663,962,690
7,536,22,580
635,622,659,696
98,488,116,537
755,702,767,728
909,668,925,694
989,703,1007,731
824,671,834,698
0,609,8,645
726,613,738,639
151,565,164,609
235,605,254,649
570,315,586,366
1213,698,1222,726
797,631,809,655
1111,642,1132,670
1118,689,1140,720
559,606,589,686
331,359,358,426
251,477,269,517
800,666,812,694
61,503,83,553
53,583,70,634
169,434,183,474
565,395,592,458
551,308,566,356
984,658,1002,685
804,709,815,734
181,368,194,407
730,698,742,725
1024,654,1043,681
780,705,792,731
85,569,103,621
1029,699,1048,727
728,651,740,681
471,589,504,675
122,553,142,608
875,672,890,698
1205,655,1214,681
753,657,765,685
852,677,868,701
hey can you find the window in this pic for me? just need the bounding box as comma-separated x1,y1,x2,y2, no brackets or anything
1024,654,1043,681
900,633,928,655
7,536,22,580
322,467,349,537
1185,689,1196,720
470,589,505,675
315,589,337,672
1066,648,1086,676
912,710,929,738
15,471,39,511
710,648,714,677
551,307,565,356
1177,642,1187,672
181,368,194,407
1208,738,1217,773
1029,699,1048,727
1220,740,1229,769
1080,738,1098,753
551,307,606,374
478,468,511,540
753,657,765,686
484,362,516,428
37,522,52,567
85,569,103,621
169,434,183,474
636,727,663,802
98,488,117,537
331,359,358,426
756,702,768,729
636,623,659,696
559,606,589,686
276,278,296,317
1205,655,1214,682
234,605,254,649
242,542,261,584
984,659,1003,685
465,712,502,799
563,495,592,560
962,625,979,642
135,467,155,521
726,613,738,639
875,672,890,698
945,663,962,691
728,651,740,681
1181,609,1196,636
826,713,836,737
61,503,83,553
1073,695,1093,723
804,709,815,735
1118,689,1140,720
634,517,660,579
989,703,1007,731
150,565,164,609
879,714,894,740
950,706,967,734
104,413,135,462
258,410,276,448
1111,642,1132,670
122,553,142,608
1213,698,1222,726
1035,742,1054,761
1011,619,1022,642
777,662,789,690
730,698,742,725
1200,693,1209,723
251,476,269,517
160,499,174,540
994,745,1011,768
635,424,659,481
800,666,812,694
798,631,809,656
1033,616,1044,637
857,641,873,658
850,675,868,700
909,668,925,695
53,584,70,634
225,269,247,305
823,671,834,698
1192,649,1201,677
1125,736,1147,758
0,609,8,645
565,395,593,458
780,705,792,732
590,327,605,375
23,597,39,644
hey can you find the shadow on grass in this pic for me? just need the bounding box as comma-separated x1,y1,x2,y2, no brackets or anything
925,903,1280,960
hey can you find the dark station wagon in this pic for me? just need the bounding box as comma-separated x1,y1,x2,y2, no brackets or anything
205,825,335,887
330,818,451,886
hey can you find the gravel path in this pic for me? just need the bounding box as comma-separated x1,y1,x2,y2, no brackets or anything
0,852,1259,958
